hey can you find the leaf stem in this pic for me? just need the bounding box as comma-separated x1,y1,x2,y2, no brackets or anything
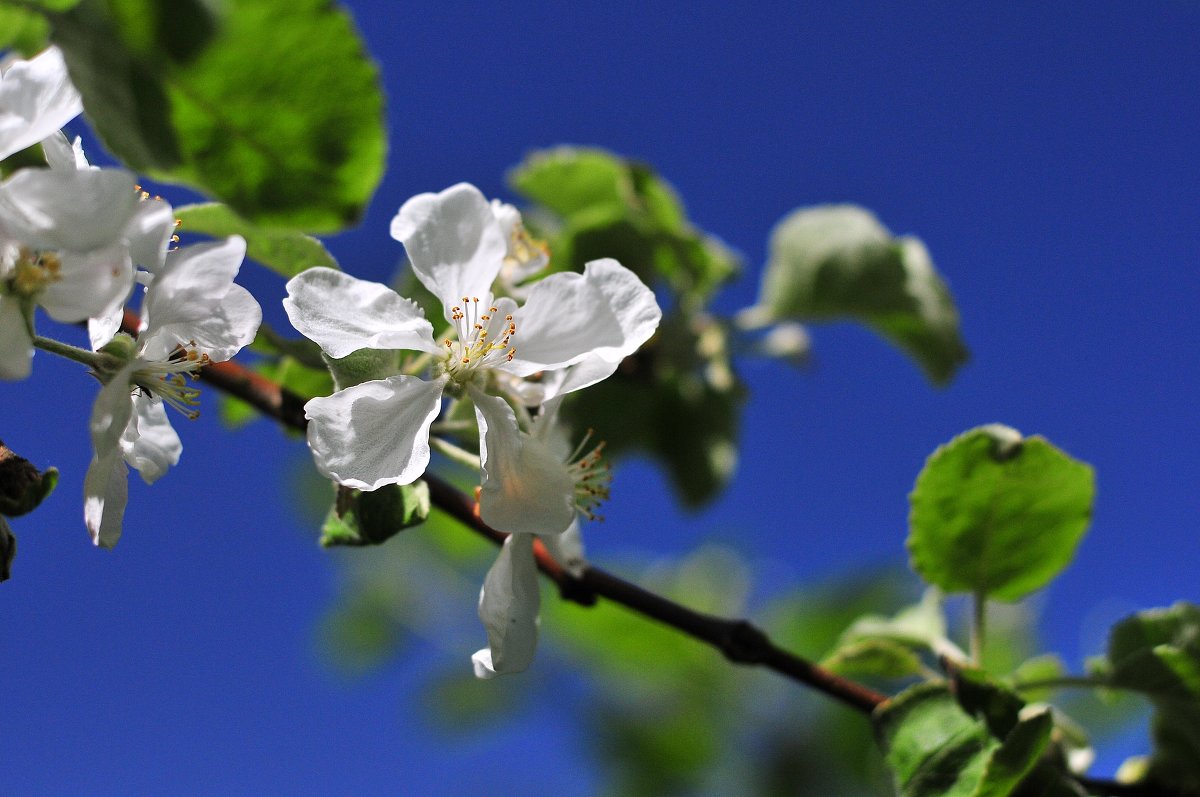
429,436,480,470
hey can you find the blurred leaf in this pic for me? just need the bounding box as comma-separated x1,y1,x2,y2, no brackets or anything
218,354,332,428
23,0,82,8
176,202,339,276
0,5,51,53
511,146,738,300
953,667,1025,738
0,440,57,517
321,481,430,547
822,638,925,679
756,204,967,384
908,424,1095,601
421,670,527,733
324,347,400,391
1105,603,1200,794
53,0,386,231
837,588,950,651
1007,654,1068,703
316,585,405,675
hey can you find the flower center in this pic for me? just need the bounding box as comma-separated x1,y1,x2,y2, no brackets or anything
8,248,62,298
440,296,517,385
132,345,210,420
566,428,611,521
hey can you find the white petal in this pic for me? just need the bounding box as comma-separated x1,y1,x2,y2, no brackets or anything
303,375,445,490
283,267,439,359
84,446,128,549
141,236,245,331
40,244,133,323
0,295,33,380
0,46,82,162
472,532,539,678
0,168,137,252
125,198,175,273
41,131,90,171
121,394,181,484
472,387,574,537
506,258,661,378
141,282,260,363
87,298,127,351
390,183,506,315
540,519,587,578
84,363,137,548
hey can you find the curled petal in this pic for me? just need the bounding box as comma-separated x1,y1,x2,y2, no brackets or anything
505,258,661,383
0,295,33,380
472,387,574,537
304,375,445,490
284,267,439,359
121,394,181,484
389,183,506,316
0,168,137,252
0,46,83,162
125,198,176,274
42,131,90,172
472,532,539,679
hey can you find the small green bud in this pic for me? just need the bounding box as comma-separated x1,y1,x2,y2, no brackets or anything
98,332,138,363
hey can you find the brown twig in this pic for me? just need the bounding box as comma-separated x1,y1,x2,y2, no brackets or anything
193,346,887,713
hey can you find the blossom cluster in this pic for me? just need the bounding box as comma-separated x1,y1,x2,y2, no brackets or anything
0,47,261,547
2,46,662,678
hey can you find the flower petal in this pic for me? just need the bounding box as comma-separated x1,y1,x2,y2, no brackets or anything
121,394,181,484
141,283,261,363
84,363,137,548
41,131,90,172
390,183,506,315
125,198,176,274
472,387,574,537
40,243,133,323
141,235,245,331
304,375,445,490
283,267,439,359
505,258,661,380
472,532,539,679
0,295,33,380
0,168,137,252
0,46,82,162
540,519,587,578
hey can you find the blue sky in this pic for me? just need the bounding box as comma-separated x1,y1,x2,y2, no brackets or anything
3,2,1198,793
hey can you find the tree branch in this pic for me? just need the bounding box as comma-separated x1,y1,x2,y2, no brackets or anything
193,346,888,714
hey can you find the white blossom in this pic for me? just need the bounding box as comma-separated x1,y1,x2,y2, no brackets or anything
0,46,82,162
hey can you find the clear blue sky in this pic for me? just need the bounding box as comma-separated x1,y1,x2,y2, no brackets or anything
3,2,1197,793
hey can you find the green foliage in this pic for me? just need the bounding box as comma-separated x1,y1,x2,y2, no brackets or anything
1100,603,1200,793
320,481,431,547
0,4,51,53
754,204,968,384
822,589,951,679
51,0,386,232
874,683,1058,797
315,584,406,675
176,202,340,277
908,424,1095,601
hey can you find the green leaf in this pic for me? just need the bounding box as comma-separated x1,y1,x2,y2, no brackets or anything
837,588,950,651
218,354,331,428
23,0,82,9
875,683,1056,797
821,638,926,679
510,146,632,219
176,202,339,277
0,4,51,53
1007,654,1068,703
53,0,386,232
1105,603,1200,793
907,424,1095,601
325,348,399,391
320,482,430,547
756,204,968,384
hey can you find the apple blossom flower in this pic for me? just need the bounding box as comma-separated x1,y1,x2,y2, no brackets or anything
0,46,82,162
284,182,660,537
84,235,260,547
